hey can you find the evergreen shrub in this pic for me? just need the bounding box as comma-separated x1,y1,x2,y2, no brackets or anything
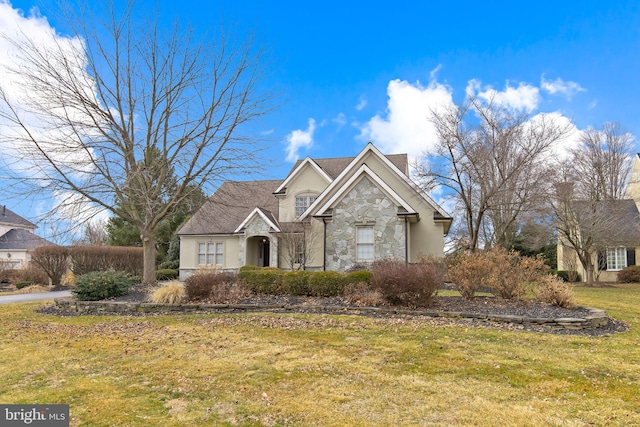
281,271,311,296
156,269,179,280
308,271,346,297
73,271,137,301
15,281,35,289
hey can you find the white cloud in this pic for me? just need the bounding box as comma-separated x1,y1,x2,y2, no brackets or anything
261,129,275,136
588,99,598,110
332,112,347,127
542,112,583,160
0,1,96,178
358,79,454,160
467,79,541,113
355,95,367,111
285,118,316,162
540,75,586,100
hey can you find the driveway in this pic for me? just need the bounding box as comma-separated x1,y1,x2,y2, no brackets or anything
0,290,72,305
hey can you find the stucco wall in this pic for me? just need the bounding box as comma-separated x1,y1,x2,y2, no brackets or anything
179,235,240,280
278,164,330,223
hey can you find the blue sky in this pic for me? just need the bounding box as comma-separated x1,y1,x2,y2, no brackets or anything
1,0,640,237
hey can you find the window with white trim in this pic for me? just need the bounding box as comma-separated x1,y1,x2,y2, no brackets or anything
606,247,626,271
295,195,318,217
293,239,304,264
356,226,374,261
198,242,224,266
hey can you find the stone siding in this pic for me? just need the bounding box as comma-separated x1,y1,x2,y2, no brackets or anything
325,176,405,271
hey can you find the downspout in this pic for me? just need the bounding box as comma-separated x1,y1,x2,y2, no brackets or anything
322,217,327,271
405,216,409,264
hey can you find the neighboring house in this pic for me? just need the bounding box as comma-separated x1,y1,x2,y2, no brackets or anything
557,154,640,281
178,143,452,279
0,205,52,269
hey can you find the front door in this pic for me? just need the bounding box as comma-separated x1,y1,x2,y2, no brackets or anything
262,241,270,267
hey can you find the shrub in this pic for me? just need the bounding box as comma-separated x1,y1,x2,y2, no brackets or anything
343,282,385,307
0,268,19,284
184,272,215,300
184,271,240,301
344,270,372,285
483,249,548,299
148,281,186,304
308,271,346,297
14,264,50,286
73,271,138,301
617,265,640,283
15,281,35,289
534,275,577,308
448,248,548,299
281,271,311,296
29,245,70,287
549,270,582,283
69,246,143,276
156,269,179,280
371,259,443,307
16,284,50,294
238,265,260,272
61,271,76,287
446,251,491,298
238,269,285,295
160,260,179,270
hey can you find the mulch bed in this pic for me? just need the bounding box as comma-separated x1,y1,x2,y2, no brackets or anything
40,284,629,336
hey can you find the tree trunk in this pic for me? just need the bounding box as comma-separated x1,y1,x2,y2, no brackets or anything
141,228,157,286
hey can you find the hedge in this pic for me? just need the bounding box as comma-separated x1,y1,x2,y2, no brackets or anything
69,246,143,276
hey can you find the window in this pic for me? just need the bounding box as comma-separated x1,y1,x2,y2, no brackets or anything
198,242,224,266
606,247,626,271
293,239,304,264
356,226,374,261
295,195,318,217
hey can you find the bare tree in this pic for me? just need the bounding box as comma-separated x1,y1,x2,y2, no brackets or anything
553,123,636,282
0,2,272,284
278,220,319,270
570,122,634,201
30,245,70,288
416,96,570,251
73,221,108,246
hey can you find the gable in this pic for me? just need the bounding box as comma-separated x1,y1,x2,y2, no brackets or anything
314,165,416,217
301,143,451,229
235,208,280,234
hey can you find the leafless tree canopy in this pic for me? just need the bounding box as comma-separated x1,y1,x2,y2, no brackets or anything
552,122,636,282
569,122,634,201
415,96,571,250
0,2,273,283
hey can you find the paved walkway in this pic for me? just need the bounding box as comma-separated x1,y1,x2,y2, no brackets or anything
0,290,72,305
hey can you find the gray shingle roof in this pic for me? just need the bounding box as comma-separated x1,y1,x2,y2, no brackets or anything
178,152,418,236
0,228,52,250
289,153,408,179
572,199,640,245
178,180,282,235
0,205,36,229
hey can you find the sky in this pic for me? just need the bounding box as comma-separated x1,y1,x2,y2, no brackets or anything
1,0,639,239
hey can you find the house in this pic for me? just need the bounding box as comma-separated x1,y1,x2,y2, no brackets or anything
178,143,452,279
557,154,640,282
0,205,52,269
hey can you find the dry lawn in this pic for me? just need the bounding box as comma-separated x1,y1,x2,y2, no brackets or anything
0,284,638,426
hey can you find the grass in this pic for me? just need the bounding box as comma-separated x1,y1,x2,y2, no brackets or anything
0,284,639,426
